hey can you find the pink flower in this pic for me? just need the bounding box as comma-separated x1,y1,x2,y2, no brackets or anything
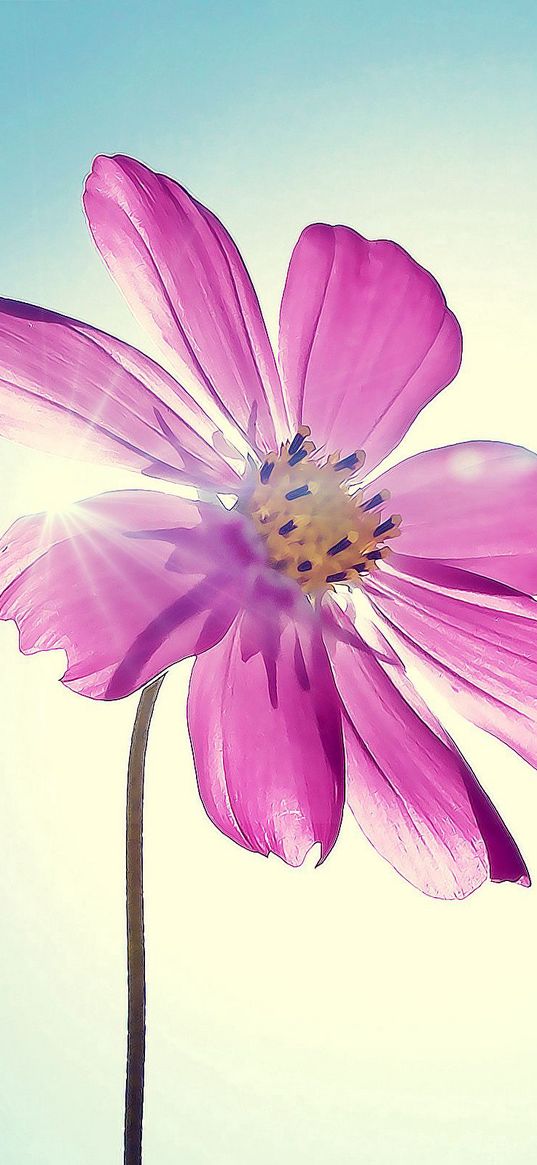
0,154,534,897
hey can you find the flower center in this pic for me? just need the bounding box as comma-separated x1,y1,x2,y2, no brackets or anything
239,427,401,596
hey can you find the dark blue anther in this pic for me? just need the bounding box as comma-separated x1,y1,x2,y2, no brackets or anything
288,431,306,456
327,536,352,556
334,451,359,471
279,519,297,536
288,447,308,467
352,563,367,573
326,571,348,583
373,518,394,537
285,484,310,501
366,550,383,561
297,560,312,572
361,492,384,512
260,461,274,483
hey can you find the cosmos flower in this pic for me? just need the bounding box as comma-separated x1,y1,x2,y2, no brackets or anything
0,155,534,898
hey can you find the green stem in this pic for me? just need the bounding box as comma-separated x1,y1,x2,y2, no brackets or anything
124,674,166,1165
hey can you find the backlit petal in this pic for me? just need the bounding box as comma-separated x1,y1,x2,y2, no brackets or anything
84,154,289,452
322,601,528,897
188,597,345,865
366,565,537,770
0,298,243,490
279,224,461,468
369,441,537,594
0,492,263,699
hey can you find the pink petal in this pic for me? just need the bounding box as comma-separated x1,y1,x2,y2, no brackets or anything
370,441,537,593
0,492,265,699
366,565,537,770
279,224,461,468
322,601,529,897
187,599,345,866
0,298,244,490
83,155,289,453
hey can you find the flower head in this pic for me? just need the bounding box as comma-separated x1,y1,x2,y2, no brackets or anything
0,155,534,896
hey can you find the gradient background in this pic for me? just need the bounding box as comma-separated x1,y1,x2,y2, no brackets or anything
1,2,537,1162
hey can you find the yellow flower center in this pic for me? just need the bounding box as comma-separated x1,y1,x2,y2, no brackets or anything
239,427,401,596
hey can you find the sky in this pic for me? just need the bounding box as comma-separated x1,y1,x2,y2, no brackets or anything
1,2,537,1163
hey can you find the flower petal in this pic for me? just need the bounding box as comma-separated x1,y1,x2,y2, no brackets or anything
322,601,528,897
366,565,537,770
0,492,264,699
187,598,345,865
0,298,244,490
84,155,289,453
279,224,461,468
370,441,537,594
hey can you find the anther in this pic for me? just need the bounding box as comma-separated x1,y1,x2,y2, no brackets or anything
285,484,311,501
361,490,389,512
260,461,274,483
288,447,308,467
373,517,395,537
327,536,352,556
334,451,361,472
246,430,395,596
288,431,306,456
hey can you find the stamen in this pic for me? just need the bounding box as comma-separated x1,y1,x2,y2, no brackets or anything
285,484,311,501
326,571,348,583
361,490,388,512
260,461,274,483
288,431,306,456
334,451,360,472
373,517,395,537
327,536,352,556
279,519,297,536
288,447,308,467
241,428,399,598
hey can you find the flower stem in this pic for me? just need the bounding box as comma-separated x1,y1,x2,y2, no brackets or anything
124,674,166,1165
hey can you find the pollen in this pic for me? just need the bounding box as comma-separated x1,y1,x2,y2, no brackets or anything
239,427,401,596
